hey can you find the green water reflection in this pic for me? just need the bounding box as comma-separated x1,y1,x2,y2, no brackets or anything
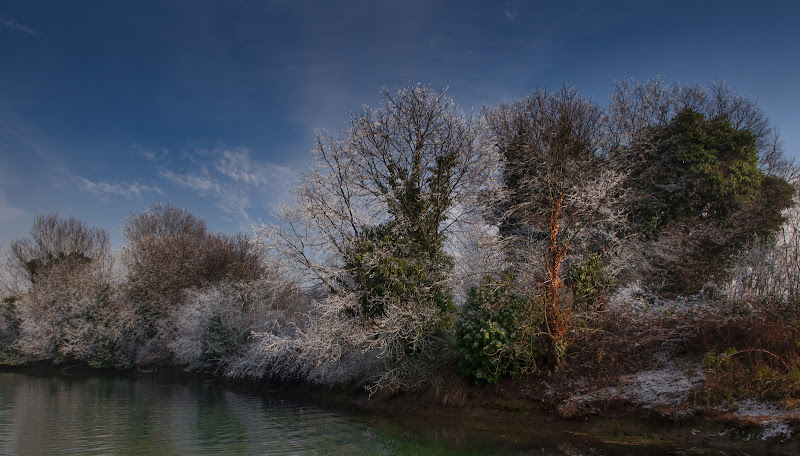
0,372,675,455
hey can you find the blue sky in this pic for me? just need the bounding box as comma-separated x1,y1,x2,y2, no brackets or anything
1,0,799,248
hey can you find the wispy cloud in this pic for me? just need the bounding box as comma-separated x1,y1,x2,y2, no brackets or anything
504,1,520,23
132,144,169,163
0,203,27,224
0,192,30,248
0,13,41,36
157,146,298,224
67,175,163,201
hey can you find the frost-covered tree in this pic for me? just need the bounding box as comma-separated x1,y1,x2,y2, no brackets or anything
10,250,130,367
121,202,264,364
254,84,497,390
725,204,800,310
8,213,110,285
608,78,797,295
485,87,627,366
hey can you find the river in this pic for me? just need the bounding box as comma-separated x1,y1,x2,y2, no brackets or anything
0,371,715,455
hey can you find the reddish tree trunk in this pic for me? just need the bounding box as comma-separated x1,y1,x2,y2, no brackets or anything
543,194,569,361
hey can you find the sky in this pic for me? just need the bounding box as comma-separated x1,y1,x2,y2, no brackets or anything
1,0,799,249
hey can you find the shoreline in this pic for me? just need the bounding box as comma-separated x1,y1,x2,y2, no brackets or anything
4,361,799,455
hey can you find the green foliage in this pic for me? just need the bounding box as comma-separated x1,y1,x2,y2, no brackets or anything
455,281,539,385
702,345,800,402
702,347,738,371
731,174,796,242
345,221,454,329
624,109,795,294
566,254,614,311
630,109,766,232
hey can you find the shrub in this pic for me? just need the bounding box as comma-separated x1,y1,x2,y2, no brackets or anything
724,204,800,311
11,260,130,367
168,284,259,370
344,221,454,328
455,280,539,385
0,296,22,363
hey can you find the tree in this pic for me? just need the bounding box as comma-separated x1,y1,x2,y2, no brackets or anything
620,109,795,293
257,84,496,390
8,213,110,284
122,202,208,305
609,77,798,181
4,214,125,367
122,202,263,304
485,87,626,366
122,202,264,364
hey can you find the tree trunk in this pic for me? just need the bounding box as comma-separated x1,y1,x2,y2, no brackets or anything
543,194,569,364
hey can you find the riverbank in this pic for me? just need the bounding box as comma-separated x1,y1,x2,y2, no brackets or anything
7,358,799,455
331,360,800,455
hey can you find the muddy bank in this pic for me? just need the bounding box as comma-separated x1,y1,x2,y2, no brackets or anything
299,361,800,455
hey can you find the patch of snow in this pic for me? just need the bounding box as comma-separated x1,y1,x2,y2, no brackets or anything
733,399,798,440
735,398,784,418
619,363,705,409
760,420,792,440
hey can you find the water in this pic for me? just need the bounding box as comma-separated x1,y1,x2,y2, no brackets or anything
0,371,676,455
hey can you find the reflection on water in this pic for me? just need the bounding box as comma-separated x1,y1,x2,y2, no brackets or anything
0,372,669,455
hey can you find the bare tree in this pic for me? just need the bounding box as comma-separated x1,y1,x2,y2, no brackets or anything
122,202,208,305
8,213,110,284
485,86,627,365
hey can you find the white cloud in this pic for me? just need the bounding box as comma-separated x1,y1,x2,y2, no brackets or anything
158,146,298,224
159,169,219,195
0,13,41,36
69,175,163,201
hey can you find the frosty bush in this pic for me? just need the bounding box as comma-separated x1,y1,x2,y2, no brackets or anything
11,260,130,367
226,288,452,393
168,279,298,371
724,205,800,311
0,296,21,363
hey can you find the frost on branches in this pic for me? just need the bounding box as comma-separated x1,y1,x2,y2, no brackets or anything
485,86,629,365
247,84,498,391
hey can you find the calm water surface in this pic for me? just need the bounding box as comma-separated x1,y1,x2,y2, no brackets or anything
0,371,682,455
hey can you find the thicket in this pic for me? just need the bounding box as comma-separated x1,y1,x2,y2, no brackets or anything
1,78,798,399
0,207,294,371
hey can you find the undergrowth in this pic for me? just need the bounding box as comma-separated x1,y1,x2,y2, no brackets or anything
567,296,800,407
697,315,800,405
